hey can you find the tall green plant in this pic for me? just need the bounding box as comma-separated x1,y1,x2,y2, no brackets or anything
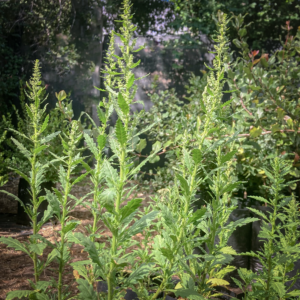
43,120,89,300
231,155,300,300
0,60,60,298
70,1,161,299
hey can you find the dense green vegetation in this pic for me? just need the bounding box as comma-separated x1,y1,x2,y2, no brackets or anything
0,0,300,299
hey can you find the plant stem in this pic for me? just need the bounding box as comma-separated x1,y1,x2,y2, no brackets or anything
32,112,39,283
58,155,72,300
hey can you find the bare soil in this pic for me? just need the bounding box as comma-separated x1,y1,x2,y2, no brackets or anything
0,177,246,300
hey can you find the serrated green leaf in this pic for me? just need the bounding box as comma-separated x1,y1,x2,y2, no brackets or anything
77,278,97,300
221,182,240,194
191,149,202,164
29,243,47,255
96,106,106,124
6,290,33,300
35,281,51,291
118,93,129,115
25,104,34,120
70,233,103,270
84,133,98,157
125,263,153,285
8,128,31,142
40,131,60,144
121,211,158,241
62,221,78,234
97,134,106,150
160,247,174,260
176,174,189,196
72,171,90,187
127,74,135,89
35,293,50,300
45,189,61,219
120,198,142,222
11,137,31,160
0,237,30,255
115,118,127,146
40,115,49,134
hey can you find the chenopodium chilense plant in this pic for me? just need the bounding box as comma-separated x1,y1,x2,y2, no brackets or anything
230,155,300,300
68,0,162,299
125,11,259,300
41,119,90,300
0,60,61,298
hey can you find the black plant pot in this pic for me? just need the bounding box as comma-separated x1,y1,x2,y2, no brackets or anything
17,178,55,226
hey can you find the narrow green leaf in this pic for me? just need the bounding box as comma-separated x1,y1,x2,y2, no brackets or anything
133,45,145,52
199,98,206,113
34,145,48,155
176,174,190,196
130,59,141,69
122,211,158,241
221,182,240,194
114,32,126,43
120,198,142,222
207,87,214,96
115,118,127,146
127,74,135,89
220,150,237,165
62,221,78,234
8,128,31,141
220,98,234,108
188,208,206,225
11,137,31,160
72,171,90,187
94,86,106,92
118,93,129,115
40,115,49,134
40,131,60,144
25,104,34,120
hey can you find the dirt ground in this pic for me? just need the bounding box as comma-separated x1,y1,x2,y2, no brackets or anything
0,177,246,300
